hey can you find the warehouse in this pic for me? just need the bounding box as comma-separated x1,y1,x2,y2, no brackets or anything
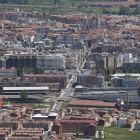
2,87,49,95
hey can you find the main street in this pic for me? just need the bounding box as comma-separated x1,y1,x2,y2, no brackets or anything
52,48,90,112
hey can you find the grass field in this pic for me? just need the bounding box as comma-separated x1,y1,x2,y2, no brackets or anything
0,3,137,15
14,102,55,109
91,126,140,140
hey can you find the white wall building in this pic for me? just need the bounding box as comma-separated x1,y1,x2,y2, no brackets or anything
37,54,66,69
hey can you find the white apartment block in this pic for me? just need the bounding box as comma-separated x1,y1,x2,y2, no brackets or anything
37,54,66,69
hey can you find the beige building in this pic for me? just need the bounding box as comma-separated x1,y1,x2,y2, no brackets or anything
66,55,78,69
102,114,113,124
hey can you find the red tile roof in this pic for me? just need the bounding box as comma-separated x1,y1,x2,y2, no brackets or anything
69,100,116,107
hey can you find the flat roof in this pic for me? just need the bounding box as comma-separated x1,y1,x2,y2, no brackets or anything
3,87,49,91
32,114,48,118
0,95,39,99
48,113,58,116
111,73,140,77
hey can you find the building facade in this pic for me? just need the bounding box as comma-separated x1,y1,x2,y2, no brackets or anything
52,120,96,136
37,54,66,69
0,67,17,78
82,14,100,30
6,54,37,68
23,74,67,88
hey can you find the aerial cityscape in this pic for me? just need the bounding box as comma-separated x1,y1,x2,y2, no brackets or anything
0,0,140,139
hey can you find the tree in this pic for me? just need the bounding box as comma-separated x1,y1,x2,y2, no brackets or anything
113,69,116,74
0,86,3,94
76,132,79,138
119,6,127,15
20,90,28,101
137,86,140,97
71,2,75,6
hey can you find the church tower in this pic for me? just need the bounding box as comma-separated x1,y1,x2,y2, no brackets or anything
83,15,87,30
95,14,100,29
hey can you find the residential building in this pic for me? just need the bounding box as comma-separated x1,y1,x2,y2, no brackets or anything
123,61,140,69
95,53,107,69
23,120,53,131
106,55,118,69
77,73,104,87
0,59,6,68
66,55,78,69
23,74,67,88
6,54,37,68
0,67,17,78
37,54,66,69
0,78,36,87
52,120,96,136
0,121,22,130
97,74,104,87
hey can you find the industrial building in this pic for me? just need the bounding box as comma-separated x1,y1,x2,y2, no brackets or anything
2,87,49,95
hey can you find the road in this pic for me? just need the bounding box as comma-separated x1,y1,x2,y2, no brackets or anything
52,48,91,112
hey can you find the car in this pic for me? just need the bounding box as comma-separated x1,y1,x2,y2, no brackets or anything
48,132,50,135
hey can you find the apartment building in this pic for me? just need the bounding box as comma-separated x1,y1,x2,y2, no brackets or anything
95,53,107,69
52,120,96,136
23,74,67,88
0,78,36,87
0,121,22,130
23,120,52,131
0,68,17,78
66,55,78,69
6,54,37,68
106,55,119,69
0,96,10,109
35,27,50,33
123,61,140,69
0,59,6,68
77,73,104,87
37,54,66,69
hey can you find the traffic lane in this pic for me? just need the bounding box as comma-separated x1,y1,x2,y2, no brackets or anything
55,101,64,111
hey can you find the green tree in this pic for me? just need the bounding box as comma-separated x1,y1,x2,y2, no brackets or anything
76,132,79,138
123,68,126,73
113,69,116,74
20,90,28,101
58,68,65,71
137,86,140,97
40,136,43,140
119,6,127,15
0,86,3,94
71,2,75,6
107,69,110,75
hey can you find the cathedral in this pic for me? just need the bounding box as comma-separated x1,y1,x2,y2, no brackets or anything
82,14,100,30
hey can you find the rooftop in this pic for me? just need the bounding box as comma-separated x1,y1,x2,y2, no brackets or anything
69,100,116,107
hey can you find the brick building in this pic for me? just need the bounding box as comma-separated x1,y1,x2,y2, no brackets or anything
0,121,22,130
6,54,37,68
23,120,52,131
0,96,10,109
77,74,104,87
0,78,36,87
23,74,67,88
52,120,96,136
